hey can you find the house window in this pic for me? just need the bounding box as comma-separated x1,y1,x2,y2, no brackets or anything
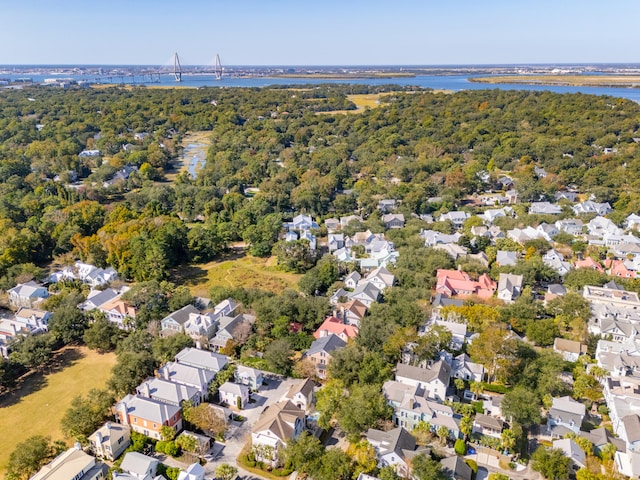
133,418,137,424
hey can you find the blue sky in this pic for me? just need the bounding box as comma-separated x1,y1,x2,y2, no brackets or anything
1,0,638,65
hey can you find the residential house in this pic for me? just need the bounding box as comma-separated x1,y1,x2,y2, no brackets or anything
174,348,228,373
303,334,347,379
98,296,136,329
363,266,395,291
439,211,470,229
330,288,350,306
395,361,451,402
556,219,584,236
48,262,118,288
285,214,318,232
472,414,504,439
424,317,467,351
575,257,604,273
367,426,429,478
508,226,546,244
553,338,588,362
580,427,626,456
543,250,573,276
547,396,586,438
382,380,460,436
553,439,587,470
347,282,381,308
626,213,640,231
344,271,361,290
544,284,567,304
382,213,405,229
235,365,264,391
89,422,131,461
440,456,473,480
435,243,468,260
435,269,496,299
218,381,250,409
314,316,358,342
451,353,484,383
160,305,201,335
537,222,560,241
210,313,254,352
177,463,206,480
495,250,518,267
497,273,523,303
619,413,640,453
103,165,139,188
587,216,623,237
157,362,216,402
529,202,562,215
183,311,218,340
12,307,50,333
7,281,49,308
340,215,363,229
335,299,368,327
115,395,182,440
116,452,159,480
136,378,201,407
421,230,462,247
378,199,399,212
573,201,612,216
31,446,107,480
324,218,340,232
555,191,579,202
81,288,122,311
285,378,315,413
328,233,345,252
607,259,636,279
299,230,317,251
251,400,305,465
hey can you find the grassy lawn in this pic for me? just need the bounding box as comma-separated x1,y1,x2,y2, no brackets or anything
470,74,640,87
317,93,392,115
172,254,302,298
0,346,116,475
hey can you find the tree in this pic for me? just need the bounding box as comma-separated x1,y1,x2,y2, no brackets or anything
83,316,121,352
436,425,449,445
10,333,55,369
107,350,156,397
336,384,392,440
6,436,64,480
411,453,445,480
468,324,518,383
347,440,378,478
264,338,293,375
61,388,115,443
160,425,177,441
531,447,571,480
152,333,192,364
315,448,354,480
215,464,238,480
501,429,518,453
175,433,198,453
49,301,88,344
502,386,542,427
315,379,345,429
454,438,467,455
273,239,317,273
183,403,226,437
283,432,324,474
378,466,402,480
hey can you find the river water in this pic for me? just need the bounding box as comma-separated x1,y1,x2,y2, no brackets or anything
3,73,640,102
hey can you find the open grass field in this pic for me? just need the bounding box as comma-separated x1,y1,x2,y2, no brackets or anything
172,254,302,298
470,75,640,88
0,346,116,475
316,93,394,115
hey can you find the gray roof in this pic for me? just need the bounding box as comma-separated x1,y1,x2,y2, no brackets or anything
162,304,200,327
136,378,199,405
367,426,416,460
120,452,158,476
431,293,463,308
441,456,472,480
348,282,381,302
474,414,504,431
396,360,451,386
117,394,181,425
306,334,347,356
84,288,120,308
623,414,640,443
174,347,228,372
496,250,517,266
219,381,249,397
158,362,216,389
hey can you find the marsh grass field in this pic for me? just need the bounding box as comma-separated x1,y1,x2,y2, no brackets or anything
471,75,640,88
0,346,117,474
172,254,302,298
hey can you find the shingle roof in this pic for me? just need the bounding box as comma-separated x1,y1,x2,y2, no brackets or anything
396,361,451,385
162,305,200,327
306,334,347,356
174,347,228,372
252,400,305,442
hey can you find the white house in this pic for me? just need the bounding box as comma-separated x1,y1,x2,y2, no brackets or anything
218,381,250,409
7,281,49,308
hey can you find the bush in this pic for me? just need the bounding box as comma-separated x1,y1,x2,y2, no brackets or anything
273,467,293,476
156,440,180,457
465,459,478,475
455,439,467,455
471,401,484,413
481,383,509,394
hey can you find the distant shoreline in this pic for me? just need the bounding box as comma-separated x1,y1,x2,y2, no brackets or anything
470,75,640,88
269,72,416,79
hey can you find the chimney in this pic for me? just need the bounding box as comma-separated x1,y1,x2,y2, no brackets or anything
95,431,103,445
162,367,170,381
139,381,150,398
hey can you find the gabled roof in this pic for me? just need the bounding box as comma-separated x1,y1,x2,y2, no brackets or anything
314,317,359,340
474,413,504,431
339,299,368,319
83,288,120,309
349,282,381,301
99,297,136,318
162,305,200,326
7,281,48,298
367,426,417,461
219,381,249,397
396,360,451,386
117,395,180,425
306,334,347,356
136,378,199,405
623,414,640,443
553,338,587,355
158,362,216,389
441,455,472,480
120,452,158,477
252,400,305,442
174,347,228,372
287,378,315,399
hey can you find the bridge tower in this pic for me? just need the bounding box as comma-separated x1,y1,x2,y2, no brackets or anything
174,52,182,82
214,54,222,80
